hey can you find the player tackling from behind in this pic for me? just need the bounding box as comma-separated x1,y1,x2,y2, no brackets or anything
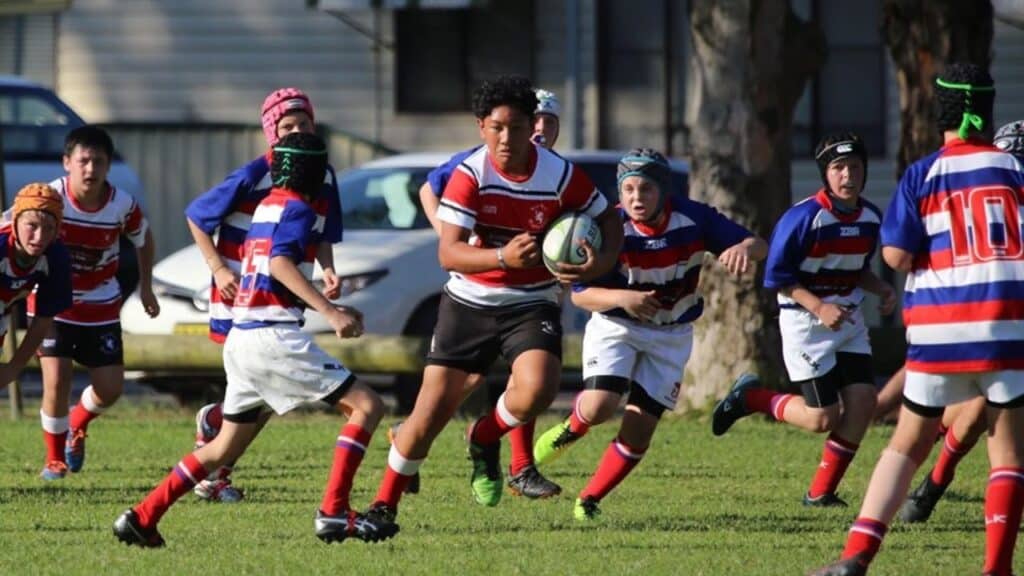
363,75,622,529
114,132,396,547
533,149,767,520
812,62,1024,576
712,131,896,507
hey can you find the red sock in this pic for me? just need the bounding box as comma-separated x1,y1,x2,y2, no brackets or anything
69,402,101,432
930,428,970,486
842,517,888,561
469,399,519,446
983,467,1024,575
507,420,535,476
374,445,421,509
43,430,65,463
134,453,209,529
320,424,371,516
580,437,645,501
808,434,859,498
743,388,778,414
569,394,592,435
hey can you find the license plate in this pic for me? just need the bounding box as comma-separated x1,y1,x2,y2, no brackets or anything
173,323,208,336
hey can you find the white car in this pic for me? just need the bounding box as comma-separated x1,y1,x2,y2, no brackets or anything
122,150,689,410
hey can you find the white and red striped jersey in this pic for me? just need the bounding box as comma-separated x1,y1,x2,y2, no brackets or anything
26,177,148,325
436,145,607,308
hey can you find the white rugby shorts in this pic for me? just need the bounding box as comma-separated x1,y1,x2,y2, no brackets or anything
222,324,353,416
581,313,692,411
904,369,1024,408
779,306,871,382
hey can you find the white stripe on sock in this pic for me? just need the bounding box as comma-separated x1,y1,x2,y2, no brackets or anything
496,392,524,428
387,444,423,476
39,410,69,434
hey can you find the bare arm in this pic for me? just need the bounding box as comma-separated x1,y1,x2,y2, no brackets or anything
882,246,914,272
859,268,897,315
187,217,238,299
419,182,443,235
717,236,769,276
0,316,54,388
780,283,850,331
552,207,625,284
437,223,540,273
269,255,361,339
136,227,160,317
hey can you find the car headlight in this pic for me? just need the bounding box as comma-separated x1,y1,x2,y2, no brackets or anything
315,270,389,299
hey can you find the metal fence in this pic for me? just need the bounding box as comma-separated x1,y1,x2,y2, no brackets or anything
101,123,395,258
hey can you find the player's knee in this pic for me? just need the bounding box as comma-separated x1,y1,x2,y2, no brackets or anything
808,410,837,433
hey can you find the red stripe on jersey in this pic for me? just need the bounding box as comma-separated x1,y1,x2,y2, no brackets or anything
622,240,705,270
234,199,261,216
912,248,955,271
209,332,226,344
60,221,120,250
468,266,553,287
304,243,318,262
209,285,233,306
52,298,122,324
123,203,145,236
907,358,1024,373
216,237,244,263
241,289,294,310
808,235,876,257
903,300,1024,325
72,261,119,292
939,140,1000,157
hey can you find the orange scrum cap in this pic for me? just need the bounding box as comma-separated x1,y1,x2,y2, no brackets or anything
12,183,63,228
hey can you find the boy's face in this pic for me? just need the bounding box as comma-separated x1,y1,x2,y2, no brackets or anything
478,105,534,169
15,210,58,257
276,111,314,141
619,175,662,223
532,113,559,149
825,156,864,203
63,144,111,196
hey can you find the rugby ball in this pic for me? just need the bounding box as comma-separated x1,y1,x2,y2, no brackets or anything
542,212,602,274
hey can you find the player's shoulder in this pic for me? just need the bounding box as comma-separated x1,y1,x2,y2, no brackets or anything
860,197,883,220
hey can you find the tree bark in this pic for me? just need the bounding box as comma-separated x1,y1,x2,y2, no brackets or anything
883,0,993,176
683,0,824,407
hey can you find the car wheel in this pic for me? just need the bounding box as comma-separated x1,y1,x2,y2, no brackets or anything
393,296,439,414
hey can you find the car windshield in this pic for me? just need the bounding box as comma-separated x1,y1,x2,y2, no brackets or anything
0,87,84,161
339,166,433,230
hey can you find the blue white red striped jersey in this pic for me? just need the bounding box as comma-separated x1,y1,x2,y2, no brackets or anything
22,177,147,325
437,144,608,308
881,138,1024,373
574,197,752,326
765,189,882,309
0,230,71,336
426,146,479,198
231,188,329,329
185,154,342,341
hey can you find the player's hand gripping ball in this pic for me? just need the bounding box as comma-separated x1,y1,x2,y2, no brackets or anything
541,212,602,274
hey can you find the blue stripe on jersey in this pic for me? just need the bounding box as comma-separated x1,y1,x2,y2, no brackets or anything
908,340,1024,366
906,280,1024,308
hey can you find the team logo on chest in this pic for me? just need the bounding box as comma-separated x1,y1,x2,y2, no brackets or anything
528,205,549,232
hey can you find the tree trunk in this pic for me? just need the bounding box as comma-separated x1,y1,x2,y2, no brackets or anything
883,0,993,176
682,0,824,408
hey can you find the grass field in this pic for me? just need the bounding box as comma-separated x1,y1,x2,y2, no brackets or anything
0,402,1004,575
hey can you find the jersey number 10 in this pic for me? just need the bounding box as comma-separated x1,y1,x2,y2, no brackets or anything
943,187,1023,265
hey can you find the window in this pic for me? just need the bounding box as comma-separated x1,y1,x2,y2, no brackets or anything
791,1,886,156
395,1,534,113
0,86,82,161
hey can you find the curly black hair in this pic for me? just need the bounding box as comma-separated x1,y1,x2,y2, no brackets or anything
935,62,995,135
471,75,538,120
271,132,328,199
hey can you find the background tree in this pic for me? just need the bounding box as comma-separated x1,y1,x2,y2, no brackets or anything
683,0,825,405
883,0,993,176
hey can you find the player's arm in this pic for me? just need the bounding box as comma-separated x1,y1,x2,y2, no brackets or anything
316,242,340,300
419,181,443,235
186,218,238,299
553,206,624,284
881,247,914,272
859,268,897,314
269,255,361,339
717,236,768,276
780,283,849,331
571,286,659,322
135,227,160,318
438,222,538,273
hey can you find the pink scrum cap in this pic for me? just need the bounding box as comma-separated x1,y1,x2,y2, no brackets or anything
260,88,315,146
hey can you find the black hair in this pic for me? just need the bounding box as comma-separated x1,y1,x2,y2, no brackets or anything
471,75,538,120
935,63,995,136
64,125,114,158
271,132,328,200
